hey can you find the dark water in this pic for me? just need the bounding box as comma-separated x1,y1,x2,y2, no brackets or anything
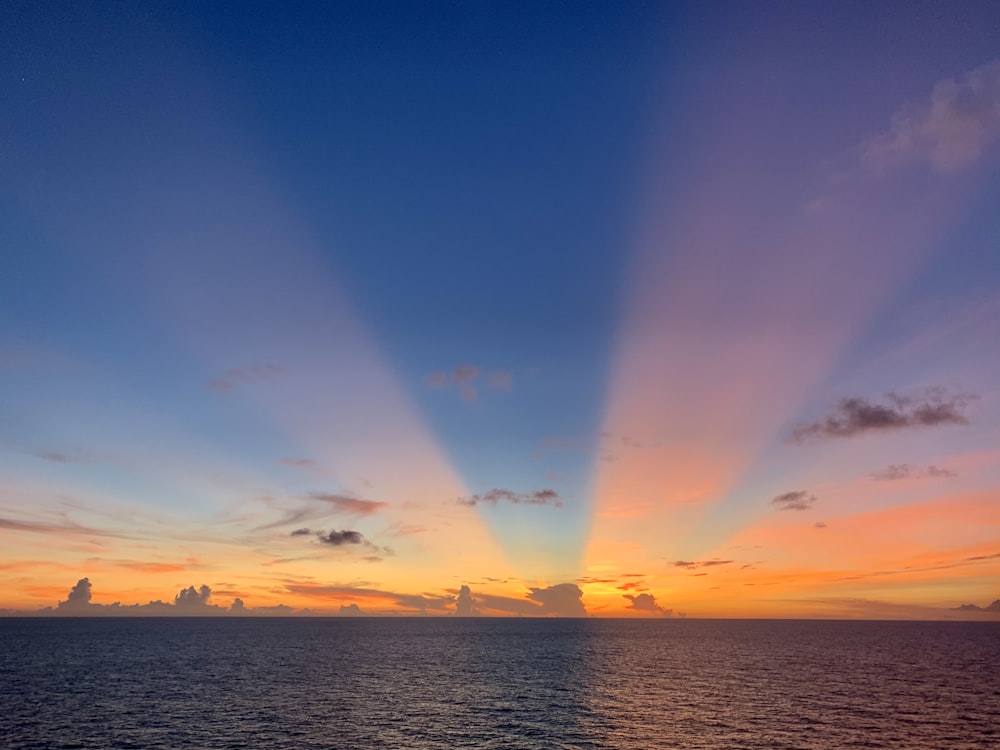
1,618,997,749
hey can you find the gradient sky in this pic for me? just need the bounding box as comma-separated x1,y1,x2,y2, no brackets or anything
2,1,999,618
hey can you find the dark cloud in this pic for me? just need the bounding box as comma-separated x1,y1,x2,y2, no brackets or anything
624,592,672,616
206,363,284,393
317,529,366,546
292,528,392,559
231,598,246,613
457,488,563,509
671,559,735,569
454,584,479,616
789,389,975,443
815,521,827,529
340,603,364,616
527,583,586,617
953,599,1000,613
57,578,94,611
870,464,958,481
771,490,816,511
309,493,387,517
174,585,212,607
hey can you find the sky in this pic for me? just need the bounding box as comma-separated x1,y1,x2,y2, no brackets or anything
1,1,999,618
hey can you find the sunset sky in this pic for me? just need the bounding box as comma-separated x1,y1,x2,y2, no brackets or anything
2,2,999,618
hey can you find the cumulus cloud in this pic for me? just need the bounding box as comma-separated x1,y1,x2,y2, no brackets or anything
624,592,672,616
865,60,1000,173
57,578,94,611
457,488,563,509
771,490,817,511
454,584,479,616
231,598,246,613
174,584,212,607
527,583,586,617
206,363,284,393
870,464,958,481
788,389,974,443
340,603,364,616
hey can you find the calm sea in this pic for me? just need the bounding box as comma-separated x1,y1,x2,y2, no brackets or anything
1,618,997,749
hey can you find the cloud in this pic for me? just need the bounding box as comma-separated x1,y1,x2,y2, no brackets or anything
487,370,513,390
457,488,563,509
316,529,366,546
231,598,246,613
815,521,827,529
452,365,480,384
425,371,448,389
870,464,959,481
624,592,672,616
308,493,387,518
340,603,364,616
671,559,735,569
285,583,452,612
56,578,94,611
174,584,212,607
0,516,125,538
771,490,817,512
452,364,481,402
789,389,974,443
454,584,479,616
527,583,586,617
277,457,317,469
255,492,386,531
424,364,513,402
953,599,1000,613
206,363,284,393
295,528,393,559
865,60,1000,173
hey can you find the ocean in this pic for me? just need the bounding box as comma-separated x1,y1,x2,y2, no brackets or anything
1,618,997,749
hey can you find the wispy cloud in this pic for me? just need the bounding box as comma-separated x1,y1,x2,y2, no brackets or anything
457,488,563,509
870,464,958,481
308,493,387,518
670,559,735,569
789,388,974,443
865,60,1000,174
771,490,817,512
206,363,284,394
423,364,513,402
